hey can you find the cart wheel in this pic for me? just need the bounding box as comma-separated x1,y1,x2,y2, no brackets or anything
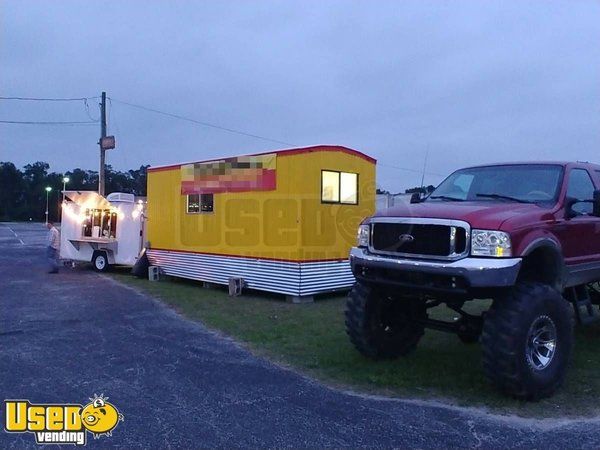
92,252,110,272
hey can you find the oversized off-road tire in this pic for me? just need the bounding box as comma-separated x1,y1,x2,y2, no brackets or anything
345,282,426,359
481,282,574,400
457,315,483,344
92,251,110,272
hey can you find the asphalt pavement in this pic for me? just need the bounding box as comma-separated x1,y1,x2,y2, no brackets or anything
1,222,599,449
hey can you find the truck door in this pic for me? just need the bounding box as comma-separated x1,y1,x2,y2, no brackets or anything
556,168,600,265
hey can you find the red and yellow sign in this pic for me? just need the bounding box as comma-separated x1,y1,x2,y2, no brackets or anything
181,153,276,194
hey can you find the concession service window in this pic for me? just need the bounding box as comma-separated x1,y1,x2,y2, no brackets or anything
82,208,117,239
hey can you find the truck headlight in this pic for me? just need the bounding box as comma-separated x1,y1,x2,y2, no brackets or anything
357,224,370,247
471,229,512,257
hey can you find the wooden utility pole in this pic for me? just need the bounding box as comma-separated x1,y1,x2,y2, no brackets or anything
99,91,107,196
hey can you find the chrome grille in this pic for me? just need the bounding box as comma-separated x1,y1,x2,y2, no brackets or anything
369,218,470,260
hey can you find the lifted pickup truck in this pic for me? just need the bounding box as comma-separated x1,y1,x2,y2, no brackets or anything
346,162,600,399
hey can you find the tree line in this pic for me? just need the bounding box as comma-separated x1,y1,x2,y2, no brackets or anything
0,161,148,222
376,185,436,196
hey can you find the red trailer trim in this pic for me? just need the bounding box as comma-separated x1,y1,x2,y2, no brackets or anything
148,145,376,173
149,247,348,263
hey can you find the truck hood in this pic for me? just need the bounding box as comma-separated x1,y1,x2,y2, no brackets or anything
375,201,552,230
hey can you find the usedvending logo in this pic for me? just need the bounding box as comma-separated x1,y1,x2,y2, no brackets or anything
4,394,123,446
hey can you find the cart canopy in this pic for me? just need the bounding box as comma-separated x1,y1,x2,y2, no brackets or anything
63,190,112,209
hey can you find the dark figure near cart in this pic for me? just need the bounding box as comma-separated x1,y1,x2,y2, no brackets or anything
46,221,60,274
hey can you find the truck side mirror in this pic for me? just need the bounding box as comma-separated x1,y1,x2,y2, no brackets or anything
565,197,579,219
410,192,421,204
565,192,600,219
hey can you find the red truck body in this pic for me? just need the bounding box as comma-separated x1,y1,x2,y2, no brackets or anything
380,162,600,249
364,161,600,286
346,161,600,400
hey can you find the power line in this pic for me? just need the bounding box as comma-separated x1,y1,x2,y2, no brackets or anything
0,96,101,125
1,95,443,177
378,162,443,177
110,97,294,146
0,120,98,126
0,96,98,102
83,99,100,122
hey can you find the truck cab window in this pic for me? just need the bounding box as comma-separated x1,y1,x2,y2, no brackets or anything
446,173,473,200
567,169,595,215
429,165,562,204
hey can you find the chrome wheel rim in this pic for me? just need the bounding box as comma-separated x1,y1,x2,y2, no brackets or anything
96,257,106,270
526,315,557,371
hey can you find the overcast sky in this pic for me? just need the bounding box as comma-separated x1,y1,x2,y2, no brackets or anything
1,0,599,191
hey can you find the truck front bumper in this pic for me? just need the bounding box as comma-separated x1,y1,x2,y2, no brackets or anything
350,247,521,293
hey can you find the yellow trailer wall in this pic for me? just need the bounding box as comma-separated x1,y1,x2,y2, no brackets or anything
147,150,375,261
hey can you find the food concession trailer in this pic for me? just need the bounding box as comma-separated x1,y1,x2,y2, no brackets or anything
145,145,376,301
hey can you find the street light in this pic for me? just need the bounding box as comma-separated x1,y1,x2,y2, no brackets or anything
45,186,52,224
62,176,70,200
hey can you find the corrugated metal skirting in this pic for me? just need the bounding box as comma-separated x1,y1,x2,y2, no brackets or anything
147,249,355,297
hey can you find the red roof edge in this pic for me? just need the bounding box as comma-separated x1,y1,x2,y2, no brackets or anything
147,145,376,173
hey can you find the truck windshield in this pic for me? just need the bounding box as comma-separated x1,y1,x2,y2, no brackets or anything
428,164,563,204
